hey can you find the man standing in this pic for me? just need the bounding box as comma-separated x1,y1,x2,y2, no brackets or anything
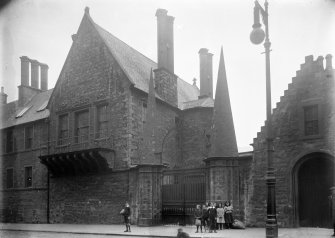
121,202,131,232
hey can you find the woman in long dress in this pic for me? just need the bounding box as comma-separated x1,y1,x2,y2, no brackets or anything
216,203,225,230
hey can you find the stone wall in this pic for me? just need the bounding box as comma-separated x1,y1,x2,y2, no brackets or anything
180,108,213,168
246,56,335,227
129,89,179,167
0,120,48,223
153,69,178,107
50,170,131,224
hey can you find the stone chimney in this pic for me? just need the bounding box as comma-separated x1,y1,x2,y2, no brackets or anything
40,63,49,91
30,59,39,89
156,9,174,73
199,48,213,98
20,56,30,86
18,56,47,106
0,87,8,105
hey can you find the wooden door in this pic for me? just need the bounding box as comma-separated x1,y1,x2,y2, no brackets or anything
298,156,334,228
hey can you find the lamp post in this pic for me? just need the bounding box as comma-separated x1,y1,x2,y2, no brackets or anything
250,1,278,237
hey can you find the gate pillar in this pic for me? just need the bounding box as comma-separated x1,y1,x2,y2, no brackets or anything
137,164,165,226
204,157,240,218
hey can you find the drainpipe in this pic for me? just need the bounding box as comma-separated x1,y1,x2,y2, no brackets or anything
46,118,50,223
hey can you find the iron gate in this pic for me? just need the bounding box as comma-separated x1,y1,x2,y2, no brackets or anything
162,168,206,225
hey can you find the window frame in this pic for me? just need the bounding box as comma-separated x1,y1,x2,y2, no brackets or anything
6,168,14,189
299,99,324,140
303,105,319,136
24,125,34,150
58,113,69,145
24,166,33,188
5,129,14,153
96,104,108,139
74,109,90,144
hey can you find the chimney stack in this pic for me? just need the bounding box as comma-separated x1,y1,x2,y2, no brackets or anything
40,63,49,90
30,59,39,88
0,87,8,105
156,9,174,73
198,48,213,98
20,56,30,86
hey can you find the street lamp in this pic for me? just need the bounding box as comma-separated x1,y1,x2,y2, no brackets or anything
250,1,278,238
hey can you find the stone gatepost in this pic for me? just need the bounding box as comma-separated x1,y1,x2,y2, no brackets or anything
137,164,165,226
204,157,240,219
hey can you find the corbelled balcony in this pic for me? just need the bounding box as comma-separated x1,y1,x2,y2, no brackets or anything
39,131,115,177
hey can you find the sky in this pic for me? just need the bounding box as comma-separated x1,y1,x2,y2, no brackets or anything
1,0,335,151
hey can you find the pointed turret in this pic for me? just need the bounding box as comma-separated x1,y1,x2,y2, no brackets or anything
139,69,157,164
209,47,238,158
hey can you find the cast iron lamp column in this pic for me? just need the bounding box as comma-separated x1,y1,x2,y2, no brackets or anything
250,1,278,237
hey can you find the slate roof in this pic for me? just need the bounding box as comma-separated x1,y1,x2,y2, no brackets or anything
0,89,52,129
92,17,200,109
181,96,214,110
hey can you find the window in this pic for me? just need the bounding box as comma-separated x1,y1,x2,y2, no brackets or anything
96,105,108,138
142,101,147,123
6,168,13,189
25,126,33,149
6,129,14,153
304,105,319,136
58,114,69,145
25,166,32,188
75,110,89,143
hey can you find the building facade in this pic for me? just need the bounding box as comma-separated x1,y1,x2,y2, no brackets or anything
0,7,334,228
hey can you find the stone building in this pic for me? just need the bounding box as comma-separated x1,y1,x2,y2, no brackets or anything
246,55,335,228
0,7,334,228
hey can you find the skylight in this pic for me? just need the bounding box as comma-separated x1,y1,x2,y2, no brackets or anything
16,106,32,118
37,101,48,112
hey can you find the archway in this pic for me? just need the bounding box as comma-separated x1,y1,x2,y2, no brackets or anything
293,152,334,228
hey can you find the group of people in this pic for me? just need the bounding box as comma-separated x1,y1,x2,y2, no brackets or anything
194,201,234,233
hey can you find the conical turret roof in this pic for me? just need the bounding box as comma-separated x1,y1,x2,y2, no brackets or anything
209,48,238,158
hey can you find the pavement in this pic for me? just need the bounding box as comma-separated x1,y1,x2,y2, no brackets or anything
0,223,334,238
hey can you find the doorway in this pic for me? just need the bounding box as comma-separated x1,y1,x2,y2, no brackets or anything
296,153,334,228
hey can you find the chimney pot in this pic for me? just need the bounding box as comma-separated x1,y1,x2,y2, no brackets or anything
20,56,30,86
40,63,49,90
326,54,333,70
30,59,40,89
0,86,7,105
305,55,313,64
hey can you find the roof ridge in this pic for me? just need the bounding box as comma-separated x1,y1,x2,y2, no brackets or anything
92,19,197,90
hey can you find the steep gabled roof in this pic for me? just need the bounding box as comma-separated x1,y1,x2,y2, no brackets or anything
89,13,199,109
0,89,53,129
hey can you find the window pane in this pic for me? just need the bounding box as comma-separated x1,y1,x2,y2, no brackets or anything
58,114,69,145
6,169,13,189
304,105,319,136
6,130,13,153
97,106,108,138
75,110,89,142
25,166,32,188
